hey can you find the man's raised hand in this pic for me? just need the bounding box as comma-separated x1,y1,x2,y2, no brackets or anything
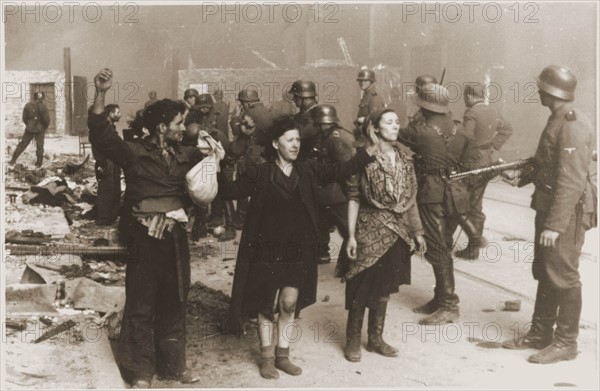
94,68,113,92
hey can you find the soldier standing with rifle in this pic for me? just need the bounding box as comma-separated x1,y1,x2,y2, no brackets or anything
501,65,596,364
397,83,473,325
455,83,514,259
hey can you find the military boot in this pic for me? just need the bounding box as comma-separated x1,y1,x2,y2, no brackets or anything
419,263,459,325
455,218,482,260
366,301,398,357
503,282,557,350
528,286,581,364
344,306,365,362
413,284,440,314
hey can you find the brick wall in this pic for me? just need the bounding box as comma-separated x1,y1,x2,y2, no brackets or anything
178,67,362,131
3,70,66,138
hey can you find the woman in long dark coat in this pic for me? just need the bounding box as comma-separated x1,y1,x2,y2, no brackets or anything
342,108,427,362
218,115,377,379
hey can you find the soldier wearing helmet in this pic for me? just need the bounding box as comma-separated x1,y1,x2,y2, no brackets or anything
356,69,385,125
312,104,356,264
288,80,320,160
183,88,199,109
397,83,474,325
230,87,275,227
454,82,514,260
501,66,596,365
185,93,222,129
406,74,438,127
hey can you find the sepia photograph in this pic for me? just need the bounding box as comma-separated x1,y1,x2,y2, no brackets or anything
1,0,598,389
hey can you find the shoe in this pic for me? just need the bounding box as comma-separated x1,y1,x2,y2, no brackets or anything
502,320,554,350
418,307,459,325
130,379,151,388
217,226,236,242
275,346,302,376
528,343,578,364
412,298,439,314
157,369,199,384
259,344,279,379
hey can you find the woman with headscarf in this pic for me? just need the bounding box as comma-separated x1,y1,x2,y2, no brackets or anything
341,108,426,362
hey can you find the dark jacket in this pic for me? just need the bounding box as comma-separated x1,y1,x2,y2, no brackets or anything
230,102,273,160
315,125,356,205
23,101,50,133
357,85,385,120
87,111,204,211
218,149,374,328
463,102,513,166
397,113,473,213
213,100,230,136
528,103,596,233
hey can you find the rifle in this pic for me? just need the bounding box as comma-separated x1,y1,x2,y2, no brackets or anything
440,67,446,84
448,157,536,187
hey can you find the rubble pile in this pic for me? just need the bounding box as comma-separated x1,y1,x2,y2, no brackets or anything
187,281,230,327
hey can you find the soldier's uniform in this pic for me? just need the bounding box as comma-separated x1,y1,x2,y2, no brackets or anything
213,100,230,138
356,85,385,122
230,100,274,225
397,84,473,325
310,104,355,265
502,65,597,365
530,104,595,289
456,98,514,258
354,70,385,147
295,104,320,160
316,124,355,259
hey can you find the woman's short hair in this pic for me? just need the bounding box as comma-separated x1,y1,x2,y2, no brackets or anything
260,115,298,161
143,99,185,135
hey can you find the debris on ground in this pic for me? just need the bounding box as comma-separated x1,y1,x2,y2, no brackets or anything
187,282,230,327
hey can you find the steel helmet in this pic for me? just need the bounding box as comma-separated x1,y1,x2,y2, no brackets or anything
536,65,576,101
415,83,450,114
237,88,260,102
289,80,316,98
312,104,340,124
357,69,376,82
184,88,199,99
197,94,214,108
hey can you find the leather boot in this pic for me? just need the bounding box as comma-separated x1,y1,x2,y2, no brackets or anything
259,343,279,379
455,218,481,260
366,301,398,357
275,346,302,376
413,284,440,314
528,286,581,364
218,200,236,242
503,281,557,350
419,263,459,325
344,306,365,362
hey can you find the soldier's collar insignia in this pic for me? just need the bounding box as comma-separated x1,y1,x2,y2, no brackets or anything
566,110,577,121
